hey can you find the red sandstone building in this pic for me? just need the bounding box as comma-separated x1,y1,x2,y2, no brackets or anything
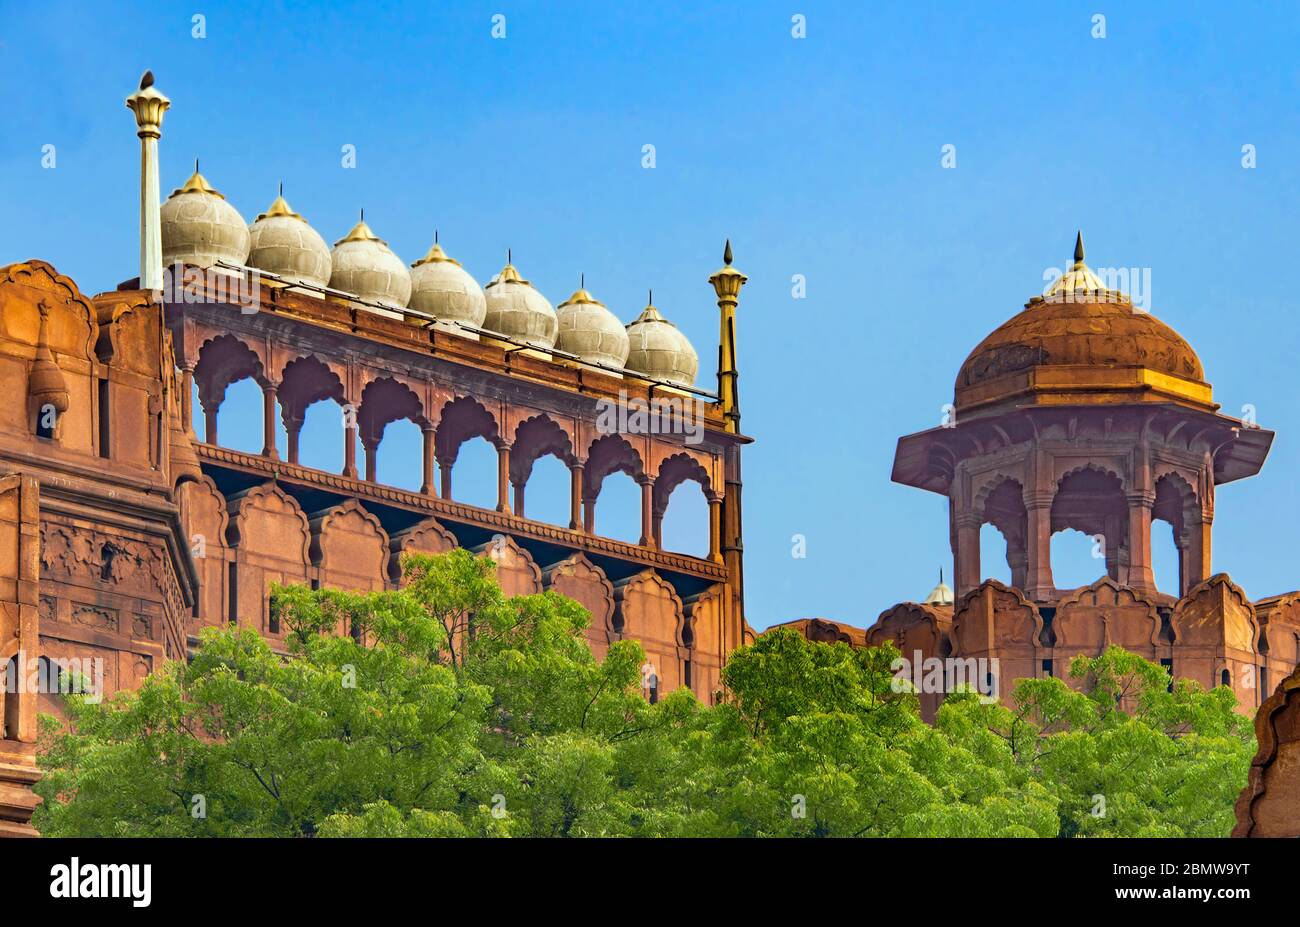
0,74,756,835
783,234,1300,729
3,72,1297,841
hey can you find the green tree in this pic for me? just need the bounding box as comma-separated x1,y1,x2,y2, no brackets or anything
33,554,1255,838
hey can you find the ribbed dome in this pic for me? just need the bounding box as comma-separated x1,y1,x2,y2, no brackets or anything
328,215,411,311
624,301,698,388
555,284,630,368
482,261,557,349
160,168,250,270
955,235,1205,411
246,191,331,289
408,238,487,336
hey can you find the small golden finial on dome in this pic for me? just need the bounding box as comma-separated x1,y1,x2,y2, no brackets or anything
171,160,225,199
336,209,384,245
256,182,303,221
559,273,602,307
492,248,528,286
412,231,461,267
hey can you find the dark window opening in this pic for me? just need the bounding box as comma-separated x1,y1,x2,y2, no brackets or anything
1221,668,1231,688
228,562,239,625
1161,658,1174,692
683,658,692,689
97,377,111,457
1041,659,1053,677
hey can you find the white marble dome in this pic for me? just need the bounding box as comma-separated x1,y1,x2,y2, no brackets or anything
328,216,412,311
160,168,250,270
624,302,698,388
408,239,487,337
556,285,630,368
482,261,557,349
246,192,331,288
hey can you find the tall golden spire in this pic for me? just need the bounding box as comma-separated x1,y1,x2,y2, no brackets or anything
709,239,747,433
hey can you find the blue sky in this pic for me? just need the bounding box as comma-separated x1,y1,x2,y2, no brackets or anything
2,1,1297,629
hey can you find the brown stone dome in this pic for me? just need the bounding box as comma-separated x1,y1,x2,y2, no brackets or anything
954,236,1211,414
957,298,1205,389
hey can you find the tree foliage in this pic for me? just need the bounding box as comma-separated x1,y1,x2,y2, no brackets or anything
34,551,1254,837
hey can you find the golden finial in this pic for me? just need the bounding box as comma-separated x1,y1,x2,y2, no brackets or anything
709,239,747,301
125,69,169,137
256,183,302,221
487,248,528,287
412,232,460,267
335,210,384,246
560,272,602,307
170,163,225,199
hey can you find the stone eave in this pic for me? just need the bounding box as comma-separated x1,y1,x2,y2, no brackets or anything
892,402,1274,493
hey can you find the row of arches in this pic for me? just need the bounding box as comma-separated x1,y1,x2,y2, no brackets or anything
965,465,1207,598
186,335,719,559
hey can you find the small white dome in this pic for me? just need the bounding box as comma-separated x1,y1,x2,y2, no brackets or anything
923,571,954,606
482,261,557,349
556,285,630,368
246,192,331,289
328,216,411,311
408,239,487,336
160,169,250,270
624,301,698,388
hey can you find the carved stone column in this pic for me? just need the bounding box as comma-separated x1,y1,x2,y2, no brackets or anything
707,493,723,563
1182,511,1212,593
203,404,218,446
261,383,278,459
569,461,584,531
496,443,512,514
1023,490,1055,601
420,424,435,496
438,456,454,500
639,478,654,548
342,421,358,479
285,415,303,464
1125,490,1156,594
363,439,378,482
180,364,195,435
953,511,981,597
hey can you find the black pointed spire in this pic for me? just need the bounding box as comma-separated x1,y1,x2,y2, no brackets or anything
1074,230,1085,265
140,70,154,90
723,239,733,266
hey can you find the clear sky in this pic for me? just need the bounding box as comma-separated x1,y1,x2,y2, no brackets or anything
2,1,1297,630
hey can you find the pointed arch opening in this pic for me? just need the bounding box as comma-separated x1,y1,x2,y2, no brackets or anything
510,414,575,525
